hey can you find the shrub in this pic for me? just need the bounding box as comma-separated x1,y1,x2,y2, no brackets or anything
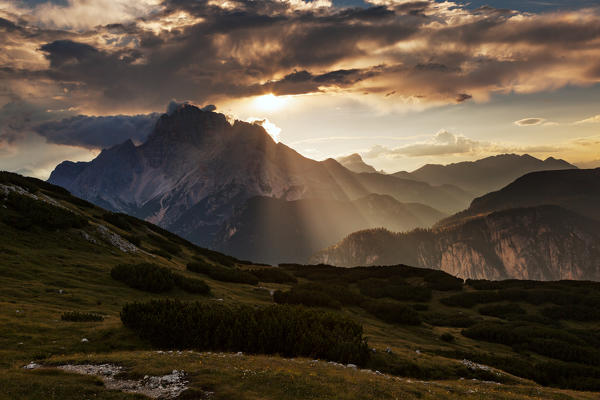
478,303,526,319
102,212,132,230
111,263,175,293
145,234,181,256
120,300,370,365
424,271,463,291
362,300,421,325
247,268,297,284
423,312,477,328
187,262,258,285
61,311,104,322
173,275,211,295
274,287,341,309
440,333,455,342
541,305,600,322
357,278,432,302
2,193,88,230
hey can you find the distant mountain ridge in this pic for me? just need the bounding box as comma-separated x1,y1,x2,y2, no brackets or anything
393,154,576,195
313,168,600,281
312,205,600,281
213,193,447,264
49,103,471,257
438,168,600,227
336,153,377,173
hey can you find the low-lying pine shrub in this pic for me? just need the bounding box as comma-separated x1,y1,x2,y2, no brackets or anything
357,278,432,302
61,311,104,322
424,271,463,291
2,193,88,230
247,268,297,283
111,263,210,295
120,300,370,366
187,262,258,285
478,303,526,319
423,312,477,328
173,275,210,295
111,263,175,293
362,299,421,325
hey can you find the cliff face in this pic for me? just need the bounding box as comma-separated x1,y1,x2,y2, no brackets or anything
312,206,600,281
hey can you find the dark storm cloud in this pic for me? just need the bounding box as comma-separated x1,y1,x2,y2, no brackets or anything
1,0,600,115
34,113,159,149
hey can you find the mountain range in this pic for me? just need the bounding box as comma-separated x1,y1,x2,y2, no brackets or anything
392,154,576,195
313,168,600,280
48,103,469,259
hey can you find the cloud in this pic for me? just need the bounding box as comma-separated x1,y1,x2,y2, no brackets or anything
363,130,561,159
33,113,159,149
515,118,545,126
364,130,481,158
575,114,600,124
0,0,599,115
247,117,282,142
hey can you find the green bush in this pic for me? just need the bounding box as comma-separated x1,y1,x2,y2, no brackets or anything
120,300,370,366
247,268,297,284
423,312,477,328
111,263,175,293
357,278,432,302
424,271,463,291
273,283,362,309
440,332,455,342
102,212,132,230
2,193,88,230
61,311,104,322
478,303,526,319
173,275,211,295
187,262,258,285
362,300,421,325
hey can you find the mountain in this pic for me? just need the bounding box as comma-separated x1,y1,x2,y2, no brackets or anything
213,193,447,264
312,205,600,281
438,168,600,227
336,153,377,173
392,154,577,195
49,103,472,258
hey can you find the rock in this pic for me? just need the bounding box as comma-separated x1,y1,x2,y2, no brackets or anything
23,362,40,369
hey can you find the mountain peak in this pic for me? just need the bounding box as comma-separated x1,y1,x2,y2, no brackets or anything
336,153,377,174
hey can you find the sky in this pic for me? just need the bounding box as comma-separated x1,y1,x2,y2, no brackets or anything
0,0,599,178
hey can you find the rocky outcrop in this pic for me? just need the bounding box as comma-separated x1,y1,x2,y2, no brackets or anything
336,153,377,174
312,206,600,281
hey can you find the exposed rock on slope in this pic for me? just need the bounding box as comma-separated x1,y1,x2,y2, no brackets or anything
312,206,600,281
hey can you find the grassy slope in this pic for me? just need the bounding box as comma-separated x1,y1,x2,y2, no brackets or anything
0,175,596,400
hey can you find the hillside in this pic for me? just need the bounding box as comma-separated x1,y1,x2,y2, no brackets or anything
213,194,447,264
312,205,600,281
438,168,600,227
393,154,576,195
2,171,600,399
48,103,472,260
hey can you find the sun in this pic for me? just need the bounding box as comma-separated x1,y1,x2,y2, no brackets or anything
253,93,286,112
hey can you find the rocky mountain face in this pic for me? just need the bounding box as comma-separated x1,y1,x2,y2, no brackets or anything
213,194,447,264
392,154,577,195
49,103,469,256
312,206,600,281
336,153,377,173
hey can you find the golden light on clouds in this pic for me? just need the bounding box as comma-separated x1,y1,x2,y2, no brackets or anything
253,94,288,112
